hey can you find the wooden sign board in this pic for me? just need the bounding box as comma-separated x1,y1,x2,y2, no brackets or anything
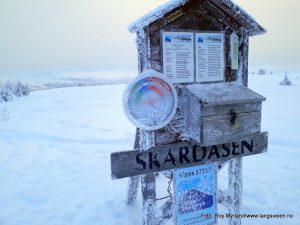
175,164,217,225
111,132,268,179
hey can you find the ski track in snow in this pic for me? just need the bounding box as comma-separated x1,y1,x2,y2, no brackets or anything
0,73,300,225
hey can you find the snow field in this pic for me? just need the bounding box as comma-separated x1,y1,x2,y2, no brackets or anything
0,72,299,225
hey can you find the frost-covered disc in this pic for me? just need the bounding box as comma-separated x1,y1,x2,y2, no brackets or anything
123,70,178,130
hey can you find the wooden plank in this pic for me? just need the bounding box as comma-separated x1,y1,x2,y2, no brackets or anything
201,0,242,34
202,102,262,117
111,132,268,179
201,111,261,146
147,0,201,33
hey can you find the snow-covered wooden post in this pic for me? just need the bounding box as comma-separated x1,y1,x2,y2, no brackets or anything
227,27,249,225
126,25,152,205
133,27,159,224
122,1,267,225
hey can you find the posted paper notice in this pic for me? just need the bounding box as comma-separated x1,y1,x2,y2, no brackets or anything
195,33,225,82
175,164,217,225
163,32,194,83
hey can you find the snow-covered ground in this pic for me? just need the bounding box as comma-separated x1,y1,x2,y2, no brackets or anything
0,72,299,225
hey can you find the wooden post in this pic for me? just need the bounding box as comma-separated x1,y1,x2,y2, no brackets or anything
228,158,243,225
139,130,158,225
228,27,249,225
127,25,151,205
127,129,140,204
141,173,159,225
127,176,140,204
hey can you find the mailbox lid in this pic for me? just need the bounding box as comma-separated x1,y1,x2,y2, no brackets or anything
185,82,266,107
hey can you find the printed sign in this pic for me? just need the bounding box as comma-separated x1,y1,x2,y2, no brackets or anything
230,32,239,70
162,32,225,83
163,32,195,83
195,33,225,82
175,164,217,225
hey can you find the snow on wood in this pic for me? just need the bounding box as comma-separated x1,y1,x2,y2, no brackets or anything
228,157,243,225
184,81,266,106
126,131,141,205
129,0,266,36
128,0,189,33
111,132,268,179
180,82,266,146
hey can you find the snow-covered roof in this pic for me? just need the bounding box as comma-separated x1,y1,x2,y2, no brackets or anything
129,0,189,32
129,0,266,36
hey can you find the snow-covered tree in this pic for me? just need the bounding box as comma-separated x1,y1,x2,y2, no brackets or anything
13,81,30,97
0,81,14,102
280,73,292,86
0,81,31,102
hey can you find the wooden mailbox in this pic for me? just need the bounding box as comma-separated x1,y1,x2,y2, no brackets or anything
182,82,266,146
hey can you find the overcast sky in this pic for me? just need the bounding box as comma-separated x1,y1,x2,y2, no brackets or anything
0,0,299,77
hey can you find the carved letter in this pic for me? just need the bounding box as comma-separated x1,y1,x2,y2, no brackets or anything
193,145,201,162
208,145,220,160
241,140,253,154
232,142,240,155
149,152,160,169
164,149,176,166
221,144,231,157
193,145,207,162
136,153,146,170
179,147,190,164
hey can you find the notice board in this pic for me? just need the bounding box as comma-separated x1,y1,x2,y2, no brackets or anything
163,31,225,84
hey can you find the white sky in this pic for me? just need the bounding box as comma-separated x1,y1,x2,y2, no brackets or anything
0,0,299,77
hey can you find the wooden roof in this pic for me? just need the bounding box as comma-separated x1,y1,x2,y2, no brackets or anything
185,82,266,106
129,0,266,36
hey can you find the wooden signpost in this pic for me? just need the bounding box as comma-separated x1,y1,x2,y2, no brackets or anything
111,132,268,179
111,0,267,225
